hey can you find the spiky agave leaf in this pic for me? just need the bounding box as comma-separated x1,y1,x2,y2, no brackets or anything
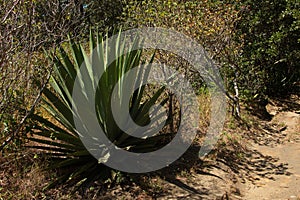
28,29,171,188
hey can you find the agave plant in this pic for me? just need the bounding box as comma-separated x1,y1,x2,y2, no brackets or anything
28,30,171,188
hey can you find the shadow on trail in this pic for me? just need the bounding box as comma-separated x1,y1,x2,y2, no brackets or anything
217,146,292,186
127,143,229,199
271,95,300,113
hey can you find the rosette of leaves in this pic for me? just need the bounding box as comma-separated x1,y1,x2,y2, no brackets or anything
28,30,170,189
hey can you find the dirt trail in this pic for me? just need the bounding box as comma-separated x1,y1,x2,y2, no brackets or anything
242,107,300,199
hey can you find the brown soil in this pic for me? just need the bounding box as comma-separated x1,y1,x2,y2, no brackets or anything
241,96,300,200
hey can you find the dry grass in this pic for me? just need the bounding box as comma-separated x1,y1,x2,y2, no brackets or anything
0,151,48,199
0,150,86,199
197,92,211,134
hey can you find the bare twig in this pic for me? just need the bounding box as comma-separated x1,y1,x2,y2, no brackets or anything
1,0,21,23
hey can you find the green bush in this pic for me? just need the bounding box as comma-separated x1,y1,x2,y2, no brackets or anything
237,0,300,97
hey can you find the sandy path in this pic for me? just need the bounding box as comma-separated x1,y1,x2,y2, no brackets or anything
243,111,300,200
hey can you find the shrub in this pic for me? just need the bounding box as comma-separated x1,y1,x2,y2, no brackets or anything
28,30,171,188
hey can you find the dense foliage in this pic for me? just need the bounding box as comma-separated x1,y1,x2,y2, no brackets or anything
237,0,300,98
122,0,241,88
122,0,300,109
